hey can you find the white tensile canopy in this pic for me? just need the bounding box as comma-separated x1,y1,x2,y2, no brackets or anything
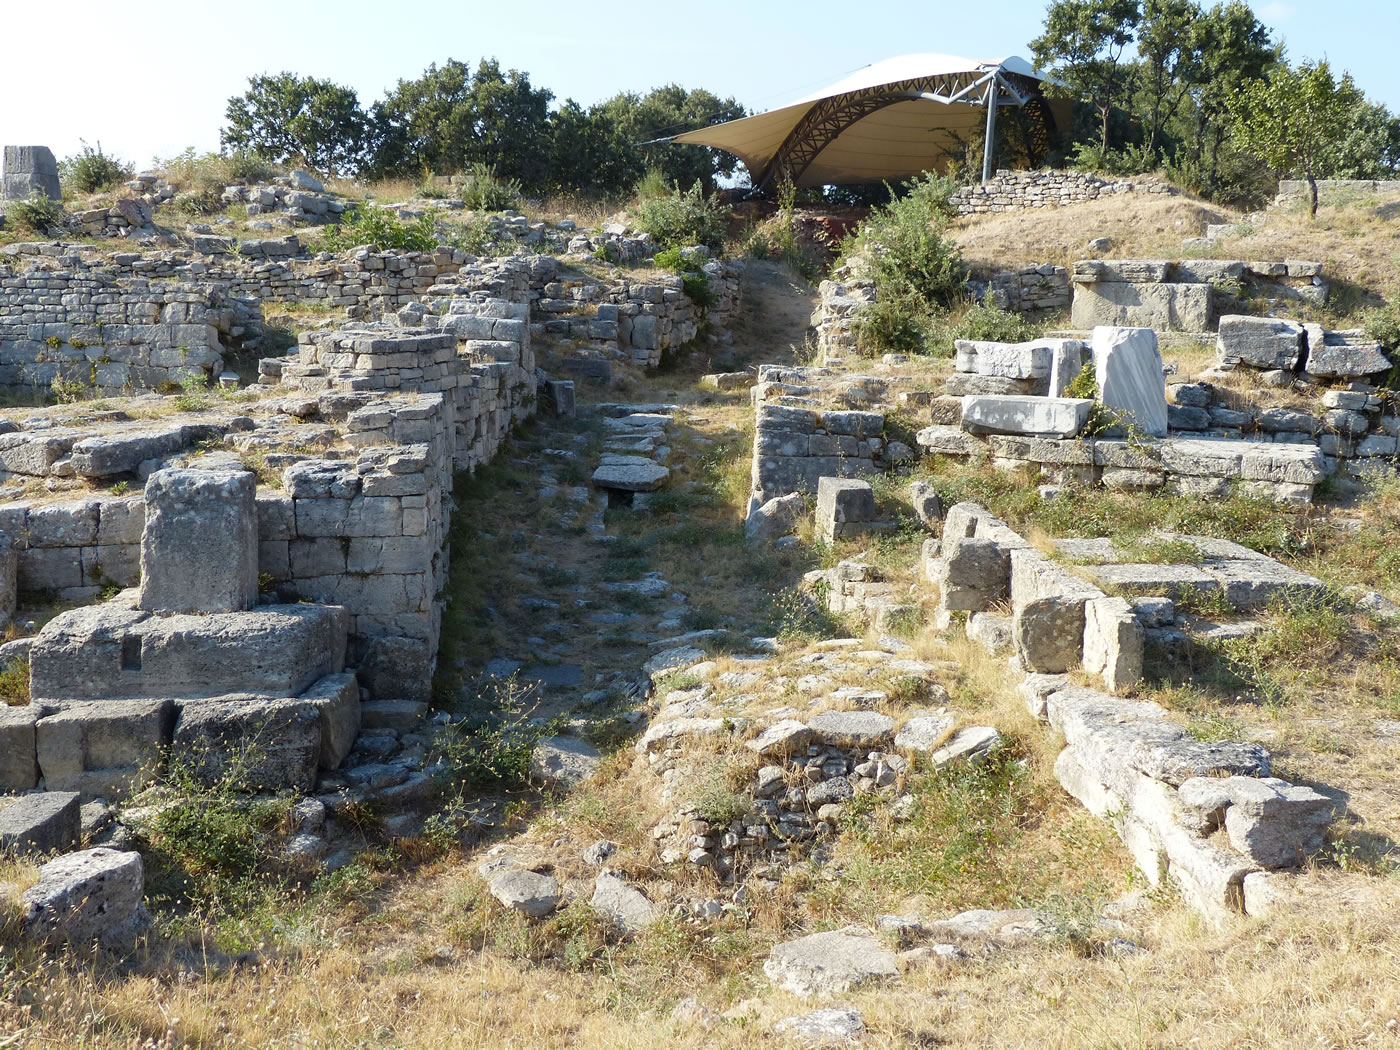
669,54,1061,191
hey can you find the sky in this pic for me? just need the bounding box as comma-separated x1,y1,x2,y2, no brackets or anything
2,0,1397,170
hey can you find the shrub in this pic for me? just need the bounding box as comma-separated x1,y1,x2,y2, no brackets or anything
1362,300,1400,350
319,205,438,253
10,191,65,234
459,162,522,212
60,142,132,194
921,303,1045,358
0,660,28,706
156,148,282,198
635,179,729,250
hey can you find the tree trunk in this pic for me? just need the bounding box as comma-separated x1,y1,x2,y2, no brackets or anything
1100,105,1111,155
1308,172,1319,218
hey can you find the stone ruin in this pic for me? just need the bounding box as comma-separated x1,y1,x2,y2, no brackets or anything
2,146,60,203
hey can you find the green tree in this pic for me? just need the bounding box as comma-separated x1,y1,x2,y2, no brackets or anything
221,73,368,176
1228,59,1361,217
1136,0,1203,159
1032,0,1142,155
1187,1,1277,192
595,85,746,192
372,58,554,191
546,100,637,196
1318,99,1400,178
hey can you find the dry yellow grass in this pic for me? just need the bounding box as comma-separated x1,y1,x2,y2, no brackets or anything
949,189,1400,316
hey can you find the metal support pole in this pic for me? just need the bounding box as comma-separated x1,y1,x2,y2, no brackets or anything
981,80,998,185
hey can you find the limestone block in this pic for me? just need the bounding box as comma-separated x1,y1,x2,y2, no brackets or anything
138,469,258,614
488,868,559,917
1126,739,1270,787
1201,559,1325,610
529,736,601,791
955,339,1052,379
936,537,1010,612
590,872,657,932
69,427,189,479
893,713,956,752
1204,776,1335,868
808,710,894,749
35,699,175,800
745,492,805,546
28,603,347,703
1046,339,1085,396
915,425,989,456
591,460,670,492
961,396,1092,439
23,847,147,948
815,477,875,543
1092,327,1167,437
1011,550,1105,673
945,373,1036,396
173,698,322,791
1216,316,1304,370
297,672,360,769
0,545,14,628
1082,596,1144,693
1304,337,1391,378
357,635,432,701
764,930,899,996
1083,562,1221,602
1071,282,1210,332
0,791,80,855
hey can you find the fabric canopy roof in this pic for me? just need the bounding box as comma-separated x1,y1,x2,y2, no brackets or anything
671,54,1059,190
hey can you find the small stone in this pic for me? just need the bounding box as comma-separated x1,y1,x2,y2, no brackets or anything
488,868,559,918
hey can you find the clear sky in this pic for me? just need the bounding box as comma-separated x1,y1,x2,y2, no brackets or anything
3,0,1396,169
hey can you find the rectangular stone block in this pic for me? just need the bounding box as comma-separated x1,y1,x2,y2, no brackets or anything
0,705,39,791
35,699,175,800
297,672,360,770
138,469,258,614
1092,326,1168,438
962,396,1092,439
28,603,347,703
815,477,875,543
172,698,321,791
1083,596,1144,694
0,546,15,627
0,791,80,856
1072,282,1211,332
1216,315,1304,370
1011,550,1105,673
937,537,1010,612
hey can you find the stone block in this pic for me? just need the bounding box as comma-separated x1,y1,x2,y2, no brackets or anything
1082,596,1144,693
591,461,670,492
1071,282,1211,332
1011,550,1104,673
1205,776,1335,868
358,635,432,701
1304,337,1391,378
936,537,1010,612
1046,339,1086,397
915,425,989,456
1200,559,1325,610
961,396,1093,439
173,698,321,791
764,931,898,996
0,546,15,628
967,611,1014,653
0,705,39,791
28,603,347,703
1216,316,1304,370
138,469,258,614
1093,326,1167,437
23,847,147,948
955,339,1052,379
0,791,80,856
815,477,875,542
543,379,576,416
4,145,59,175
745,492,805,546
35,699,175,800
298,672,360,769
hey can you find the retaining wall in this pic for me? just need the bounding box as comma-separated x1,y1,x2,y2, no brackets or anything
951,170,1180,216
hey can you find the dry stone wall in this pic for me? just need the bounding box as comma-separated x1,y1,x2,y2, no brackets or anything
950,170,1180,216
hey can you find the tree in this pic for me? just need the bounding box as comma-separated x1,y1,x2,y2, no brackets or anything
222,73,369,176
1228,59,1361,217
1318,99,1400,179
1031,0,1142,155
1136,0,1203,159
1187,1,1277,192
594,85,746,192
547,100,637,196
371,59,554,190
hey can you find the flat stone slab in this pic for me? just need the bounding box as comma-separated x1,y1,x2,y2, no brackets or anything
591,461,670,492
1201,560,1325,610
764,930,899,996
928,726,1002,767
1083,563,1222,601
774,1008,866,1043
961,396,1093,439
1093,326,1167,437
808,710,894,749
488,868,559,918
893,714,956,753
530,736,601,791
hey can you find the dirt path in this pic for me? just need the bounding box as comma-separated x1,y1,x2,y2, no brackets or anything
437,263,818,732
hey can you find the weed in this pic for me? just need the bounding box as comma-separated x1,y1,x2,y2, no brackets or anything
0,660,29,706
459,163,523,212
635,179,728,251
319,204,438,253
10,191,65,235
60,140,131,194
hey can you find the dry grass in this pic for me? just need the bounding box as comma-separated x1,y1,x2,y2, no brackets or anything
949,189,1400,319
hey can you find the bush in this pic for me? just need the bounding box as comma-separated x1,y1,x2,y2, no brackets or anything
922,303,1045,357
459,162,522,212
9,191,65,234
847,173,966,309
319,204,438,253
156,148,282,199
635,179,729,250
60,142,132,194
1362,300,1400,350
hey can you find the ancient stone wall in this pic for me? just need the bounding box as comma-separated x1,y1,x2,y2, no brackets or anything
950,170,1180,216
749,397,888,510
1272,179,1400,209
0,268,251,393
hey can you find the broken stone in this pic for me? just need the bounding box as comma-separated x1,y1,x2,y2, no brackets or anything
591,872,657,932
0,791,81,856
764,930,899,996
808,710,894,749
138,468,259,615
530,736,601,791
927,726,1001,767
23,847,147,948
488,868,559,918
